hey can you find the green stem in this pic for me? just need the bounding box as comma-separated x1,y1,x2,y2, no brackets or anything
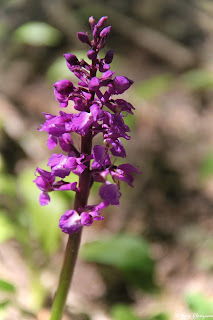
49,231,82,320
49,133,93,320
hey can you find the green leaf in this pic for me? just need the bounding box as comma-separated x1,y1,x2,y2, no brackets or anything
200,151,213,180
111,304,141,320
186,292,213,315
135,74,173,100
81,233,156,291
150,312,169,320
0,279,16,293
181,69,213,91
13,22,62,46
0,213,15,243
0,300,10,310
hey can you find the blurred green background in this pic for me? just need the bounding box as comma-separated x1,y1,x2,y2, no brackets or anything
1,0,213,319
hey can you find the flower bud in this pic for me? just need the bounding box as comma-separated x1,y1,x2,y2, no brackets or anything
97,16,108,28
112,76,133,94
77,32,90,44
89,77,100,91
87,49,97,60
89,16,96,30
53,79,74,95
105,50,114,64
63,53,79,66
100,26,111,38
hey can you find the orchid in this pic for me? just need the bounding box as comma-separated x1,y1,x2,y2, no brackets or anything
34,16,140,320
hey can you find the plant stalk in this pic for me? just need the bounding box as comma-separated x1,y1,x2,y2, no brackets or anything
49,132,93,320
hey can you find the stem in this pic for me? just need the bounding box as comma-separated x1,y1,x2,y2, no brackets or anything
49,132,93,320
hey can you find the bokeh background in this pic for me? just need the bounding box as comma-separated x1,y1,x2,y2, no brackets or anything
1,0,213,319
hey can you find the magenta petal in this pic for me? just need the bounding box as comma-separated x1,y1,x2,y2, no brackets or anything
117,163,141,174
111,76,133,94
77,32,90,44
71,112,93,136
39,192,50,206
53,79,74,95
59,210,82,235
89,77,100,91
99,183,121,206
47,135,57,150
81,212,93,226
56,182,77,191
100,26,111,38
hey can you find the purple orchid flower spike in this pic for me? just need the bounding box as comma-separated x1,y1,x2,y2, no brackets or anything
34,15,141,320
34,15,140,235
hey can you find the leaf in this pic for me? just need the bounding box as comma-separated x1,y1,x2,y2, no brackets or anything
0,213,15,243
81,233,156,291
200,151,213,180
135,74,173,100
150,313,169,320
0,300,10,310
111,304,141,320
186,292,213,315
181,69,213,91
13,22,62,46
0,279,16,293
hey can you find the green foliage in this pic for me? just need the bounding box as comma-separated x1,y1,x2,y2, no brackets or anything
0,279,15,317
150,313,169,320
200,151,213,180
110,305,169,320
0,279,16,293
0,174,16,195
111,304,141,320
13,22,62,46
135,74,173,100
0,300,10,310
186,292,213,315
181,69,213,91
0,212,15,243
81,233,156,291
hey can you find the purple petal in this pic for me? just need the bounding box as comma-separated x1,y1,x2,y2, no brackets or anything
81,212,93,226
117,163,141,174
71,112,93,136
96,16,108,28
77,32,90,44
90,103,103,121
89,77,101,91
99,183,121,206
105,50,114,64
63,53,79,70
59,210,82,235
34,176,52,192
39,192,50,206
54,181,78,191
100,26,111,38
110,76,133,94
47,135,57,150
87,50,97,60
53,79,74,95
58,133,73,152
101,70,115,80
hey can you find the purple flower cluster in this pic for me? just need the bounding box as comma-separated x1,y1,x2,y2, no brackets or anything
34,16,140,235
